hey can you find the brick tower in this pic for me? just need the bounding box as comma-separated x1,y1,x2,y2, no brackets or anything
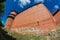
4,11,18,29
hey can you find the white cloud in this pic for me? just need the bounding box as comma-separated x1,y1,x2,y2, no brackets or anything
54,5,59,9
18,0,31,8
14,0,44,8
14,0,16,2
34,0,44,3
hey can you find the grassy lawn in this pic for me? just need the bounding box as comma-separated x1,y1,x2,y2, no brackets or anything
3,25,60,40
8,32,47,40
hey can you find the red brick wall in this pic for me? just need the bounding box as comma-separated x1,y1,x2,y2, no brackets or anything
11,4,56,33
54,11,60,25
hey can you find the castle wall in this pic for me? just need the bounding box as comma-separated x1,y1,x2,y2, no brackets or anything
54,11,60,25
11,4,57,33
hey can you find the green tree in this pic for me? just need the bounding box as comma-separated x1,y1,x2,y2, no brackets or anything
0,0,5,17
0,0,5,26
0,0,5,2
0,19,4,27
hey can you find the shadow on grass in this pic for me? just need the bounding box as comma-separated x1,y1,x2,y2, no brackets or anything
0,27,16,40
0,20,16,40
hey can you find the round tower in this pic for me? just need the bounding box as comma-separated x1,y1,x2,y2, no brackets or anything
4,11,18,29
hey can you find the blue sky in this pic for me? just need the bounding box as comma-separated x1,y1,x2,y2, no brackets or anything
2,0,60,25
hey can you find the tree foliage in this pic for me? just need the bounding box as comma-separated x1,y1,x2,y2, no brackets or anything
0,0,5,16
0,0,5,2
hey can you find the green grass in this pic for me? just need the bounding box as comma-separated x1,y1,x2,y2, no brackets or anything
3,25,60,40
8,32,42,40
